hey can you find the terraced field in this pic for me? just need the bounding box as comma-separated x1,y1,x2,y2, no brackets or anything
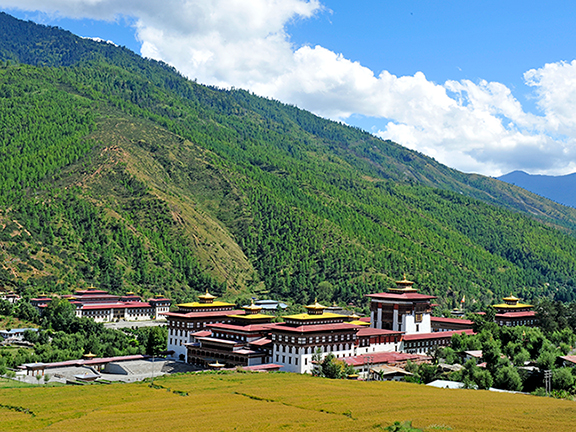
1,371,575,431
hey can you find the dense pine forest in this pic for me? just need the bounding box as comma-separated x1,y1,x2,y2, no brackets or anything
2,12,576,308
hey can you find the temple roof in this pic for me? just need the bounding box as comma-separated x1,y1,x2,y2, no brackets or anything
282,312,347,321
495,311,536,318
305,299,327,312
243,300,263,312
163,309,245,319
227,313,273,321
493,294,532,309
177,300,235,308
366,292,436,301
493,302,533,309
270,322,360,334
198,290,217,301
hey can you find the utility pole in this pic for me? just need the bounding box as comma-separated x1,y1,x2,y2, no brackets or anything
365,355,373,381
544,370,552,395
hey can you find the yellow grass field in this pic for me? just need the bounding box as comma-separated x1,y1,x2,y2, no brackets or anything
1,371,575,431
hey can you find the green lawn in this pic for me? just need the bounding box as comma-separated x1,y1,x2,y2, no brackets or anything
0,377,34,389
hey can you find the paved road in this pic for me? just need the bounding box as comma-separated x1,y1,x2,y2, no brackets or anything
104,320,167,330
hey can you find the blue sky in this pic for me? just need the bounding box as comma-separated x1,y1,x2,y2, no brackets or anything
3,1,576,176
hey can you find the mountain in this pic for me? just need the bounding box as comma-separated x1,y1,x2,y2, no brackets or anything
498,170,576,209
2,12,576,307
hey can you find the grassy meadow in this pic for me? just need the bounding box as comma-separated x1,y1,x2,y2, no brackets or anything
1,371,575,431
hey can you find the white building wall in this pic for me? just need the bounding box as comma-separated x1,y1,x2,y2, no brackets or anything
167,327,189,361
273,343,355,374
401,312,431,335
355,340,398,355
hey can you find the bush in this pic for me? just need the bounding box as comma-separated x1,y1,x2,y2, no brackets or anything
386,420,423,432
494,365,522,391
552,368,574,391
536,350,558,371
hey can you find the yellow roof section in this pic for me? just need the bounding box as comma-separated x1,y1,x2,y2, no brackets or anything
305,299,327,311
503,295,520,302
348,320,370,326
390,274,418,292
198,290,217,301
493,302,533,309
177,300,235,308
396,274,414,285
243,300,263,312
283,312,347,321
228,313,272,320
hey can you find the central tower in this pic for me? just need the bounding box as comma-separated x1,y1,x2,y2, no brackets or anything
366,276,436,334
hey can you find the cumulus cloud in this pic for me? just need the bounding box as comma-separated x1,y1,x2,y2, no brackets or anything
3,0,576,176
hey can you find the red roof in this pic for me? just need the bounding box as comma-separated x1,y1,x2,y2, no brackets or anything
357,327,403,337
68,294,121,300
495,311,536,318
249,337,272,347
191,330,212,337
367,292,436,301
403,329,474,341
196,336,240,346
163,310,245,319
431,317,474,325
344,352,430,367
270,322,360,334
560,355,576,365
358,317,371,323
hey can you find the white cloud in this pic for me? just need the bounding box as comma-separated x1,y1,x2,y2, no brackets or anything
3,1,576,176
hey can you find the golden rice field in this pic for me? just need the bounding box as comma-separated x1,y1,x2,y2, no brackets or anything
1,371,575,431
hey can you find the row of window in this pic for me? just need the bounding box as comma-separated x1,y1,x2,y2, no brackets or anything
170,329,187,337
274,333,352,344
404,339,446,348
497,319,536,326
275,344,351,355
170,319,233,329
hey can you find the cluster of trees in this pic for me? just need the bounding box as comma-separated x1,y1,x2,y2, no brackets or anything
408,305,576,397
311,351,356,379
0,298,166,374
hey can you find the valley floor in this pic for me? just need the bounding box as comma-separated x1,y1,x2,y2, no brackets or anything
1,371,575,431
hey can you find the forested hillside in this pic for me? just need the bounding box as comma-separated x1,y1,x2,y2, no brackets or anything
2,12,576,307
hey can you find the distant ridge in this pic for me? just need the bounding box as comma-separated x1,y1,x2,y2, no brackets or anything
498,171,576,209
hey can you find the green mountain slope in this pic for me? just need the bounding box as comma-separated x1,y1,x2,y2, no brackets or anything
2,12,576,306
